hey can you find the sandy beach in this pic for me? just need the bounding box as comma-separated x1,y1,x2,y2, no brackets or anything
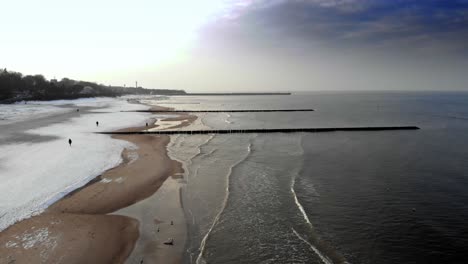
48,134,181,214
0,106,196,264
0,214,138,264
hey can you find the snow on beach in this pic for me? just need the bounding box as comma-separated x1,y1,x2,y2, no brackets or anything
0,97,156,231
0,104,71,125
0,96,150,125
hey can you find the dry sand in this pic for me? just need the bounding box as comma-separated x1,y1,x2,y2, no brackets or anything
0,109,197,264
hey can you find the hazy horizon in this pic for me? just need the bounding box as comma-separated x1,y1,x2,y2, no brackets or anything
2,0,468,92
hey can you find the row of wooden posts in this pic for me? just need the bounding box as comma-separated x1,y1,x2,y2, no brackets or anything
99,126,420,135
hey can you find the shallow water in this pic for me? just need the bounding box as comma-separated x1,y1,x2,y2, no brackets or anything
162,92,468,264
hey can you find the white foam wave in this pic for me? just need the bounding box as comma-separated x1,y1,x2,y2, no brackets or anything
224,113,233,125
290,140,344,264
292,228,334,264
196,140,253,264
291,173,313,228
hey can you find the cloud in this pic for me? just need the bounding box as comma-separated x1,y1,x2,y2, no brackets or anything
297,0,371,13
207,0,468,55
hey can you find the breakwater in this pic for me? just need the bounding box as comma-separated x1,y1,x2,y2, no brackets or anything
179,92,291,96
99,126,420,135
129,109,314,113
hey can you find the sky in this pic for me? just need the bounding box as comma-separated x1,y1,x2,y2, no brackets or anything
1,0,468,92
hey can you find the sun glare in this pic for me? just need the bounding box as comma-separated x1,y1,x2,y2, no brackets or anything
1,0,241,78
140,0,228,58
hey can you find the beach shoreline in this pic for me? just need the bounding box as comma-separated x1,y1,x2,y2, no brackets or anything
0,101,195,264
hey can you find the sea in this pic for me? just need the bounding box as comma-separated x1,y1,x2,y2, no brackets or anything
160,91,468,264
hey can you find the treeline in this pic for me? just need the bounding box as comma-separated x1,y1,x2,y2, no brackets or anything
0,69,186,103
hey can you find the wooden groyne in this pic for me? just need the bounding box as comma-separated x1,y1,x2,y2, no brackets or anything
99,126,420,135
128,109,314,113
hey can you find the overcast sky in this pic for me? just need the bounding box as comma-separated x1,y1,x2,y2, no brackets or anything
2,0,468,91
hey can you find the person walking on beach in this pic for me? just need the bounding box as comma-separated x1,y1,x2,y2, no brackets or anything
68,138,72,146
96,121,99,127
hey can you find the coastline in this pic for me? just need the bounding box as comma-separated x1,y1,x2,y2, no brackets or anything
0,103,196,263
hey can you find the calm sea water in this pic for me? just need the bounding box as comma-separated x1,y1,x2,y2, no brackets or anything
163,92,468,264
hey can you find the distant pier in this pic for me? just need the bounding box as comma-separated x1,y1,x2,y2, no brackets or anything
178,92,291,96
99,126,420,135
129,109,314,113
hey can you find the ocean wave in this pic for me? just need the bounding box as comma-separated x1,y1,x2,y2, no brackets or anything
196,138,253,264
224,113,233,125
291,172,314,228
292,228,334,264
290,142,347,264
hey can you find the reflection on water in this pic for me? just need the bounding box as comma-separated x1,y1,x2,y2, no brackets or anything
163,92,468,264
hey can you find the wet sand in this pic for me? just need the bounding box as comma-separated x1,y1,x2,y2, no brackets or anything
115,177,187,264
0,107,196,264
